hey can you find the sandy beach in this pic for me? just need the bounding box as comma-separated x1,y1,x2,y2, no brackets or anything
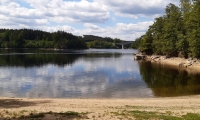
0,95,200,119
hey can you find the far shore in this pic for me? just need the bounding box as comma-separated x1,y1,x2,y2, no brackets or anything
0,95,200,119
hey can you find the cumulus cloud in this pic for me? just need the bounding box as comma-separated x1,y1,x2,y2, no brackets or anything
84,23,100,30
0,0,179,40
0,0,109,26
64,21,152,40
24,0,110,23
74,21,153,40
96,0,179,18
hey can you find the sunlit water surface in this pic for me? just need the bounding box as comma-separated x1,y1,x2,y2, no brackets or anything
0,49,200,98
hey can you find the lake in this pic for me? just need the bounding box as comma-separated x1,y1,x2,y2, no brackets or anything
0,49,200,98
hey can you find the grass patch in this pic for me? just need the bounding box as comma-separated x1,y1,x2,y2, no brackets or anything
182,113,200,120
111,111,126,116
128,110,181,120
17,111,89,119
19,113,45,119
119,110,200,120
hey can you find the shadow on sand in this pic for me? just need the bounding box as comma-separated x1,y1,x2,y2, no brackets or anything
0,99,51,109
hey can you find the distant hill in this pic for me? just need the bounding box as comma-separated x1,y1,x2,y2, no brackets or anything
0,28,133,49
0,29,87,49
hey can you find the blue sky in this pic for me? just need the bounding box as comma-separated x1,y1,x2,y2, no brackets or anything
0,0,179,41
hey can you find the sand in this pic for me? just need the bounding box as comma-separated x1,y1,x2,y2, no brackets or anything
0,95,200,119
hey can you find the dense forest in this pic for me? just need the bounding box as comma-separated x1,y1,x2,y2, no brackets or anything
0,29,87,49
132,0,200,58
83,35,125,49
0,29,127,49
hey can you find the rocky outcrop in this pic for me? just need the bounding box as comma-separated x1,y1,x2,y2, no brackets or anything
150,55,170,62
134,53,146,60
179,59,197,68
135,54,199,69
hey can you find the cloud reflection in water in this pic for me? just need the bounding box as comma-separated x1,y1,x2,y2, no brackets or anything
0,49,153,98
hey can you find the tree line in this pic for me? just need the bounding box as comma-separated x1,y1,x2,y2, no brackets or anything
0,29,127,49
132,0,200,58
0,29,87,49
83,35,126,49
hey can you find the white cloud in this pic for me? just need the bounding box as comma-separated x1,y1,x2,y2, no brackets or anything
76,21,153,40
0,0,179,40
42,25,76,33
0,0,110,26
84,23,100,30
24,0,110,23
96,0,179,18
115,12,138,19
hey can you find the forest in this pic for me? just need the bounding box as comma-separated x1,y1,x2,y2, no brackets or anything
132,0,200,58
0,29,87,49
83,35,125,49
0,29,127,49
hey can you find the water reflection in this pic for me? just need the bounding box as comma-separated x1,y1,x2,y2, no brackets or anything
138,61,200,97
0,54,82,67
1,49,199,98
0,49,155,98
0,49,122,67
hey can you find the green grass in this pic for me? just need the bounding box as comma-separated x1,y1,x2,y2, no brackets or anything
19,113,45,119
111,110,200,120
16,111,89,119
182,113,200,120
123,110,200,120
1,109,200,120
128,110,181,120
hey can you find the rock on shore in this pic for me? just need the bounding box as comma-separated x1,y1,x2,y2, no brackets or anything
134,54,200,72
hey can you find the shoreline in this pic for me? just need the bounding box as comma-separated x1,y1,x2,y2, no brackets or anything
0,95,200,119
145,55,200,74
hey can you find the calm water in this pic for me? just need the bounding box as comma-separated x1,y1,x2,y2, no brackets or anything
0,49,200,98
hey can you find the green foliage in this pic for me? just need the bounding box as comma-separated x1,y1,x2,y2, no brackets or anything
139,31,153,55
0,29,87,49
182,113,200,120
128,110,182,120
18,111,88,119
88,40,117,49
186,0,200,58
131,38,141,49
81,35,126,49
125,110,200,120
81,35,113,42
113,38,122,43
138,0,200,58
